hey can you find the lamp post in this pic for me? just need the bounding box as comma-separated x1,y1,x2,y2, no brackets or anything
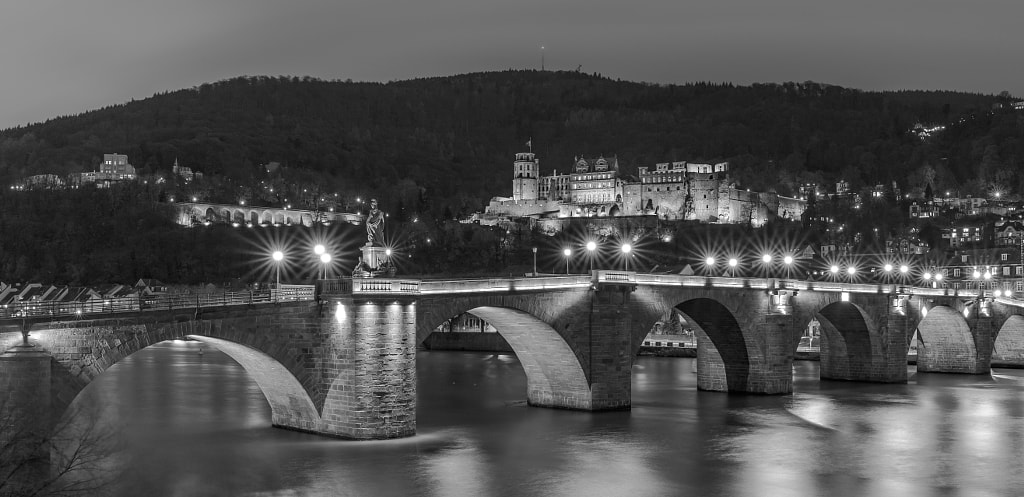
314,244,326,279
272,251,284,301
586,241,597,272
563,248,571,274
320,253,331,279
532,247,538,276
622,243,632,271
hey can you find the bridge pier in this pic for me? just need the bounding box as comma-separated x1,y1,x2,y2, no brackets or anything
583,284,633,410
0,342,52,492
319,297,417,439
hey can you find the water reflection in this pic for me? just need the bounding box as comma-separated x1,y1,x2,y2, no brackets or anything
69,342,1024,496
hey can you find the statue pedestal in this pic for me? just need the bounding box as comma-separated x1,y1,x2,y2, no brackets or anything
354,245,395,278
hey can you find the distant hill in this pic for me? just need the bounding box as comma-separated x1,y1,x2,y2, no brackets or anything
0,70,1020,216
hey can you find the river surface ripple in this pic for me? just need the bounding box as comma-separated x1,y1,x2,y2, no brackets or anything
73,341,1024,497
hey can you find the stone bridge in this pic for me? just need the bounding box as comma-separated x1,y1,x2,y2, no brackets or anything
175,201,363,227
4,271,1024,457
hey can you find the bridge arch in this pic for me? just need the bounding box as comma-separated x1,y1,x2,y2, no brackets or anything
26,317,322,437
417,291,600,409
249,211,260,226
260,210,273,225
814,301,878,381
993,315,1024,365
916,305,978,373
674,298,750,392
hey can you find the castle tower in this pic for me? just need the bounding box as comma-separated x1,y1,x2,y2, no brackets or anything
512,151,539,202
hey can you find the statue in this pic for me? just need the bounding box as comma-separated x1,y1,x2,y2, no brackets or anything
365,198,384,246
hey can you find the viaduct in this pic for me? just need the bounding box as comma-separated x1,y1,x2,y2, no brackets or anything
4,271,1024,451
175,201,364,227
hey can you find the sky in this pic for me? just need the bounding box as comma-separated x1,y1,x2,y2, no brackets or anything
1,0,1022,130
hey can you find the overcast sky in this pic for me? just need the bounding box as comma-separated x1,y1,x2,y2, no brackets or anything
1,0,1021,130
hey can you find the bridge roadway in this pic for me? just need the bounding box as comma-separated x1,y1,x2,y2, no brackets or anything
4,271,1024,448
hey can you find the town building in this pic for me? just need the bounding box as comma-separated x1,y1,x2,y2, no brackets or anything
80,153,137,188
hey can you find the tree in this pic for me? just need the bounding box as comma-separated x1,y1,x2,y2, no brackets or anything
1,385,122,496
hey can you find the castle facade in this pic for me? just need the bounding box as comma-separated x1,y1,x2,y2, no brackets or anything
484,149,805,226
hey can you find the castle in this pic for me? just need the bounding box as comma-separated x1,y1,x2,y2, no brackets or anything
484,149,805,225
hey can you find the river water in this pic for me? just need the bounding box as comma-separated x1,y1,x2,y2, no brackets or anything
73,341,1024,497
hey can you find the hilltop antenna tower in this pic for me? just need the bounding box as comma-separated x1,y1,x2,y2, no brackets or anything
541,46,545,71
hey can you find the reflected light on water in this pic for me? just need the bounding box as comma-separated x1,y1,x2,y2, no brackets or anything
67,344,1024,497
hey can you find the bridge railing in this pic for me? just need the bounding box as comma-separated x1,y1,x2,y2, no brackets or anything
0,285,316,320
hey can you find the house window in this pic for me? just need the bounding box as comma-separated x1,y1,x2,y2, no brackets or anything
953,268,961,277
1002,254,1009,261
1004,267,1011,276
962,255,968,263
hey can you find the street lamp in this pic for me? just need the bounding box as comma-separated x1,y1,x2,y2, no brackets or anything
622,243,632,271
563,248,571,274
586,241,597,272
532,247,538,276
320,253,331,279
314,244,325,256
272,251,284,299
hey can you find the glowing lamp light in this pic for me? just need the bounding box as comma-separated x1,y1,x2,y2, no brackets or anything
663,235,672,243
841,292,850,302
314,244,325,255
923,271,932,280
783,255,794,265
728,258,738,267
586,241,597,252
847,266,856,276
1006,290,1014,298
621,244,632,254
963,307,970,318
335,302,346,323
995,289,1003,297
984,271,992,280
385,248,392,257
761,254,771,263
935,273,944,281
705,256,715,266
830,265,839,274
320,253,331,264
900,265,909,274
883,264,893,272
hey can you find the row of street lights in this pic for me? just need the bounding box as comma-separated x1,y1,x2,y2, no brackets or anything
536,244,1017,290
270,244,335,287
